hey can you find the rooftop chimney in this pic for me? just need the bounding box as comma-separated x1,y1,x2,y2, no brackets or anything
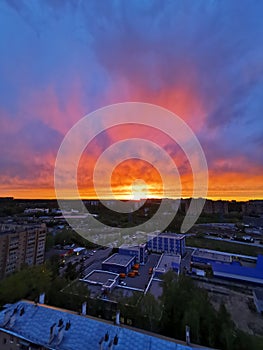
113,335,118,345
104,331,109,341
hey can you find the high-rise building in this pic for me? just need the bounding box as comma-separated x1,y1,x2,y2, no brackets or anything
0,223,46,279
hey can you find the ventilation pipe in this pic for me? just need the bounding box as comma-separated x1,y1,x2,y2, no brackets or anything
115,310,120,325
185,325,190,345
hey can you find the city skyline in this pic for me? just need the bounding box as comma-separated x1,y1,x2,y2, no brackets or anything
0,1,263,201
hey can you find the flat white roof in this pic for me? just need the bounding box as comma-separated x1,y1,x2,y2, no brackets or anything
102,253,135,267
155,254,181,273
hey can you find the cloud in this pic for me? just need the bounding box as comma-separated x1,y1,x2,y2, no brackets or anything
0,0,262,199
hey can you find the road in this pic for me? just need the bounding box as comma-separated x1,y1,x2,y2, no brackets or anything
81,247,112,276
58,247,112,276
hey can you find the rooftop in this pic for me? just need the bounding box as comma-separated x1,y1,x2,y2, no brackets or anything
192,249,232,263
148,233,185,239
0,300,207,350
211,255,263,284
81,270,119,285
155,254,181,274
103,253,135,267
119,243,146,251
0,223,46,236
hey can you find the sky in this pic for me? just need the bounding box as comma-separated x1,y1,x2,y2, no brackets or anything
0,0,262,201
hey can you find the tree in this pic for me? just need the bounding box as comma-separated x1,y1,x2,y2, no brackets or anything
141,293,161,332
0,265,52,307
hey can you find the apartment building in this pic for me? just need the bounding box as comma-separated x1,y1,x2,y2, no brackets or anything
0,223,46,279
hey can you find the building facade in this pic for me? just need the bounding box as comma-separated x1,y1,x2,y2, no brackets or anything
119,243,147,264
147,233,186,256
0,223,46,279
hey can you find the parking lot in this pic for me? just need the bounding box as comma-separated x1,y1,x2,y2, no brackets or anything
120,253,161,290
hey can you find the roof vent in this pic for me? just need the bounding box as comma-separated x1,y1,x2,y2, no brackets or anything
20,307,25,316
99,336,104,350
49,322,56,344
104,331,109,341
113,335,118,345
65,320,71,331
56,326,65,346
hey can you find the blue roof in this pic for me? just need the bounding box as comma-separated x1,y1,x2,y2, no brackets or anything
0,301,205,350
211,255,263,283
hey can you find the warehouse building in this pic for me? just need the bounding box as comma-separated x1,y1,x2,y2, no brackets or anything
211,255,263,285
147,233,185,256
191,248,233,265
102,254,136,274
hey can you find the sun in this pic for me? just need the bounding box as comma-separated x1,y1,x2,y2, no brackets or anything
131,179,148,200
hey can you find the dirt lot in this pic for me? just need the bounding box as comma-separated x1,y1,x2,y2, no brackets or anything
199,282,263,336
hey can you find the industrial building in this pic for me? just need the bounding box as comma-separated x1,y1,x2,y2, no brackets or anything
191,248,232,265
0,223,47,279
102,254,136,274
147,233,185,256
0,300,199,350
119,243,147,264
191,248,263,285
211,255,263,285
153,254,181,278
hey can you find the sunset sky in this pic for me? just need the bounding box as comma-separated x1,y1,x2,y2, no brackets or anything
0,0,262,201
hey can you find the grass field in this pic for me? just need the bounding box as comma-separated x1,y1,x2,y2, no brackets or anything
186,236,263,257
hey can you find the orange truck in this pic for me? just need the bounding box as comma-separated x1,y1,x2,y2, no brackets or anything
119,273,126,279
128,271,136,277
132,263,140,270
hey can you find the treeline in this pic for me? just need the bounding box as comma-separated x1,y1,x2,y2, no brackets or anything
45,228,96,251
0,260,89,313
118,272,263,350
